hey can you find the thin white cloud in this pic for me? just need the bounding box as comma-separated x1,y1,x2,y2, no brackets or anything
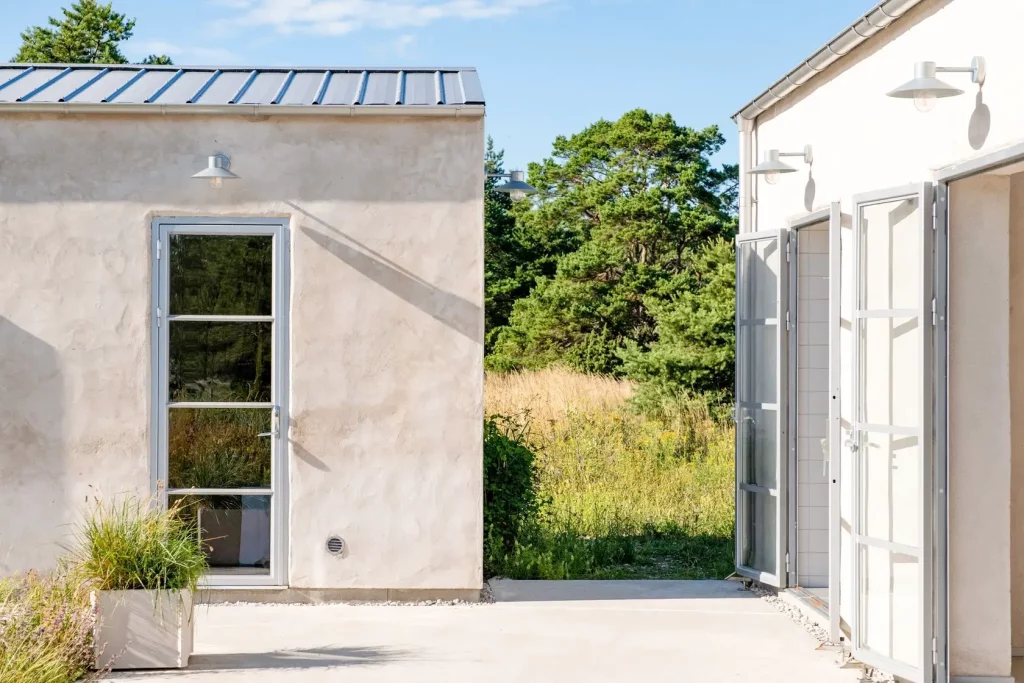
214,0,555,35
130,40,244,64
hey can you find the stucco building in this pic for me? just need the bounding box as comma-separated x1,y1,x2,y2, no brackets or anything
0,65,485,601
733,0,1024,681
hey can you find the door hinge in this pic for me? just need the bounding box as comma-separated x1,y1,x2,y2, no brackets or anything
932,201,938,228
156,307,162,328
785,552,790,573
786,310,791,331
931,298,937,326
786,241,791,262
932,637,938,665
156,239,162,260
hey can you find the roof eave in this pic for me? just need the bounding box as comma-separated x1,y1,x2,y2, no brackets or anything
732,0,927,122
0,102,486,117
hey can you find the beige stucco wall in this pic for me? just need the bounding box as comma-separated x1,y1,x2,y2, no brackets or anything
743,0,1024,676
0,113,485,590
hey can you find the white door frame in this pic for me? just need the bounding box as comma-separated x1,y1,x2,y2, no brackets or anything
848,183,934,683
150,217,291,588
785,205,841,594
735,228,789,587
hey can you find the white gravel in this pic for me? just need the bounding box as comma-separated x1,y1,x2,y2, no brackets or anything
750,583,895,682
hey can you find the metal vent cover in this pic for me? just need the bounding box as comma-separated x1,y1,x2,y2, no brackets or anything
326,536,345,555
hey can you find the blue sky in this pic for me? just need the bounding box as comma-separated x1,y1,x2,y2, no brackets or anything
1,0,874,170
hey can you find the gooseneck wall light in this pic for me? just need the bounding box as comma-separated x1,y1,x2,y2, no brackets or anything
192,154,240,189
887,57,986,112
748,146,813,185
488,170,537,201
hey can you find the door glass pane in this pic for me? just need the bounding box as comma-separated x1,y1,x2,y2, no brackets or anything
736,235,783,581
860,198,921,311
739,406,777,488
169,321,272,402
859,544,920,667
169,235,272,315
742,491,777,573
170,494,272,575
858,430,921,549
859,317,921,428
168,409,272,489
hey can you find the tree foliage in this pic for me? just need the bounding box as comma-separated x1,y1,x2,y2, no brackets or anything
486,109,737,400
12,1,172,65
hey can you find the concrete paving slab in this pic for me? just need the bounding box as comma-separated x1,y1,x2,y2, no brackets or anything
106,580,862,683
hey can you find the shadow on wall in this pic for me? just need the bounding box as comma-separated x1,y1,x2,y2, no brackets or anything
289,202,483,342
0,318,64,575
969,90,991,151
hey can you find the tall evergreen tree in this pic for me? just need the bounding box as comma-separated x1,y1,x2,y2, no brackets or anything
488,109,737,384
13,1,172,65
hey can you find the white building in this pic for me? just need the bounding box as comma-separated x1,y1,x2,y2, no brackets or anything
0,65,485,602
734,1,1024,681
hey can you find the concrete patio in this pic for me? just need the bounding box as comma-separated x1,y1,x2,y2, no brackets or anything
107,581,863,682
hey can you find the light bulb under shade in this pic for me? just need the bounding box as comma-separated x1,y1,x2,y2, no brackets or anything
914,95,937,113
511,190,527,201
210,177,223,189
764,171,780,186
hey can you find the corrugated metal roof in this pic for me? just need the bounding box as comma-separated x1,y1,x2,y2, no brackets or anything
0,64,485,112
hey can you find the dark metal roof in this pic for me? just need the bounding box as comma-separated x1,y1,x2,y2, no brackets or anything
0,64,485,109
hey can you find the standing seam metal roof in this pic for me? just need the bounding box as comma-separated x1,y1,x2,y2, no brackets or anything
0,64,485,108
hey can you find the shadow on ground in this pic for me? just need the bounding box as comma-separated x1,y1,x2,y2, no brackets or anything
111,646,411,677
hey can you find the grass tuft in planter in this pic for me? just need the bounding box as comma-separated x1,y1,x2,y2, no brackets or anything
70,497,208,670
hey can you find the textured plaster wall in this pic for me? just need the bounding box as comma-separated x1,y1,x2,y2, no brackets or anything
948,175,1011,677
743,0,1024,675
0,113,485,590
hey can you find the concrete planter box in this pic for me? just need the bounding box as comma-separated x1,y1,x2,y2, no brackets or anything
93,590,194,670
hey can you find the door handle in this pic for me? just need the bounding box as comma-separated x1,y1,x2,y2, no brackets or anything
258,406,280,439
844,438,858,452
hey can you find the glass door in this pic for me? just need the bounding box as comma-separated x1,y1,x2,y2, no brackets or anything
153,219,289,587
849,185,934,682
735,230,789,587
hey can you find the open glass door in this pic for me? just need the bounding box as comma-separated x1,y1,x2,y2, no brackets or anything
849,184,934,682
735,230,788,586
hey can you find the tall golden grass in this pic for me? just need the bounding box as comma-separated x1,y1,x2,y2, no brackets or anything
484,369,735,579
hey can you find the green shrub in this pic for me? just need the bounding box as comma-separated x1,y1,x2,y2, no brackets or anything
69,496,207,593
483,415,539,567
0,567,98,683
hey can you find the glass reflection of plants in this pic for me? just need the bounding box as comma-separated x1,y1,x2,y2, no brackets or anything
168,495,271,570
168,235,273,403
170,235,272,316
169,409,272,489
169,322,272,402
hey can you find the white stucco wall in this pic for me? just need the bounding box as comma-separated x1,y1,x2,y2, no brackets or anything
742,0,1024,676
0,113,485,591
947,174,1012,677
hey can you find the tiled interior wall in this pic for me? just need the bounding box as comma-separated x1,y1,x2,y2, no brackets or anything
796,224,830,588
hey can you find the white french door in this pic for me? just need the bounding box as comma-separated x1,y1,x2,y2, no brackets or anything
848,184,934,682
735,230,789,587
152,218,289,587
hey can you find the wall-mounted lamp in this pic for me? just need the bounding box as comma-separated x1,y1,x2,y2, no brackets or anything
192,154,240,189
887,57,986,112
748,146,813,185
488,170,537,201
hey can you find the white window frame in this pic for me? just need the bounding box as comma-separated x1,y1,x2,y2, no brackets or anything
150,217,290,588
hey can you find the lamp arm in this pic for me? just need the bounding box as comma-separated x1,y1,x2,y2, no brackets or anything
486,172,512,179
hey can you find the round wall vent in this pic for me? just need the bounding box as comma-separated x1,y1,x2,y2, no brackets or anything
326,536,345,555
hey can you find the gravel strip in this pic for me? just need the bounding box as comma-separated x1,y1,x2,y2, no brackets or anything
749,583,895,682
